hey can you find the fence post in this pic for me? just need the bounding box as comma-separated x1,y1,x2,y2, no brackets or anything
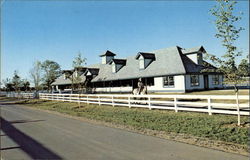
236,92,240,126
98,96,101,105
148,96,151,110
128,96,131,108
174,97,178,112
112,96,114,107
208,96,212,115
78,94,80,107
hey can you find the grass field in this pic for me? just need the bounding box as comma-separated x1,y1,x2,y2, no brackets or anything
11,98,249,146
152,89,249,95
1,89,249,155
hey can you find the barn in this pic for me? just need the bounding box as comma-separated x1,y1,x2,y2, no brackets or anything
52,46,223,93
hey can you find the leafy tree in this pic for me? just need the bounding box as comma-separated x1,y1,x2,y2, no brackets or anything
12,70,22,92
71,53,87,93
208,0,245,125
72,52,87,68
3,78,13,92
22,79,30,91
238,57,250,77
30,61,42,91
41,60,61,92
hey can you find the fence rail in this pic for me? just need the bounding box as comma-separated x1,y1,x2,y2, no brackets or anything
39,93,249,116
6,92,34,99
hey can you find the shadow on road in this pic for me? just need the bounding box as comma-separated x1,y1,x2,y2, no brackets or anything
9,119,45,124
0,117,62,159
0,146,20,151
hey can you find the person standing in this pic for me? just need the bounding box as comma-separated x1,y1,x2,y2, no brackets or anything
137,78,144,94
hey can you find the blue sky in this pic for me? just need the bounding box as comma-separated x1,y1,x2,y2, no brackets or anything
1,1,249,84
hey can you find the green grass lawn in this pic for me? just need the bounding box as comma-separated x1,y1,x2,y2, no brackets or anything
151,89,249,95
15,98,249,147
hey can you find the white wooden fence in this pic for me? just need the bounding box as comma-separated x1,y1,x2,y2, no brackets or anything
6,92,34,99
39,93,249,116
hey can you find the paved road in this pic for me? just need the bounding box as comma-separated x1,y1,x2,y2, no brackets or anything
0,103,248,160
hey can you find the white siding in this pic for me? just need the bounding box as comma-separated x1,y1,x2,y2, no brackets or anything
186,54,198,64
101,57,106,64
112,63,116,73
139,56,144,69
94,86,132,93
147,75,185,92
186,53,203,65
185,74,204,90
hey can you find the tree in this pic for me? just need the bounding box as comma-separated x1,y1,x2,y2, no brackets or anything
238,57,250,77
208,0,244,125
3,78,13,92
30,61,42,91
12,70,22,92
72,52,87,68
41,60,61,92
22,79,30,91
71,53,87,93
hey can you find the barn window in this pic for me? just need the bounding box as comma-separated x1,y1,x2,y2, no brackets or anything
190,75,199,86
163,76,174,87
212,75,219,85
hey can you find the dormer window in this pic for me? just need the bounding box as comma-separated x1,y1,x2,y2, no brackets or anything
99,50,116,64
109,59,126,73
62,70,73,80
182,46,206,65
84,68,99,77
135,52,156,69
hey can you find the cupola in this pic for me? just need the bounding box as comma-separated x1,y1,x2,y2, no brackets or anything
99,50,116,64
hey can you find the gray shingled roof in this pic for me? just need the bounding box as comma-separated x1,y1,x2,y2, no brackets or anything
91,46,193,82
182,46,206,54
52,73,86,85
53,46,218,85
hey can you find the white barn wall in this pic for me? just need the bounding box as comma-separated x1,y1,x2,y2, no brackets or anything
93,86,132,93
91,74,223,93
147,75,185,92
